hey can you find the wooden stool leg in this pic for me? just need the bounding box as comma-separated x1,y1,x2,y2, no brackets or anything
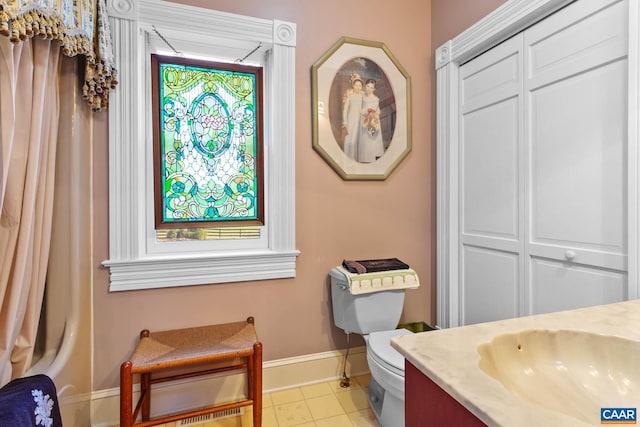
247,355,254,401
120,361,133,427
252,342,263,427
141,372,151,421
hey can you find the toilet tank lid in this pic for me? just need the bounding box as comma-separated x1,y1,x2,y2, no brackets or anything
330,266,420,295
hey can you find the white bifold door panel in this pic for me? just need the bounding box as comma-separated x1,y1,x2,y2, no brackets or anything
459,0,628,325
460,35,524,325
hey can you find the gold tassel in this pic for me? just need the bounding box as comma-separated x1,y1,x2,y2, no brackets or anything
24,10,35,38
32,15,39,35
10,15,24,42
0,15,9,37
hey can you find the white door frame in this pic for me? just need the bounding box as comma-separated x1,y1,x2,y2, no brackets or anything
436,0,640,328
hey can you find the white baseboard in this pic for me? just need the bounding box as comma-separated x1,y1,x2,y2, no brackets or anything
90,346,368,427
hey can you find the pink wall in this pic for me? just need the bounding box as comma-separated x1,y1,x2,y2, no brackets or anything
431,0,509,50
91,0,506,390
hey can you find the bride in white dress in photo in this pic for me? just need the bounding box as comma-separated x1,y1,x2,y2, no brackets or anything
341,73,364,161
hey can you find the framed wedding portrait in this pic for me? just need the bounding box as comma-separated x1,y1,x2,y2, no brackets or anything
311,37,411,180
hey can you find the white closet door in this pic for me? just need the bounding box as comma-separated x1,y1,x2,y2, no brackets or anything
458,0,628,325
459,35,524,325
524,0,628,314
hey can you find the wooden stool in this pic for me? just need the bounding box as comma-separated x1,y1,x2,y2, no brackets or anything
120,317,262,427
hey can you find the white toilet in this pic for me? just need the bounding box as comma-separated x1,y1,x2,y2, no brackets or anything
329,267,419,427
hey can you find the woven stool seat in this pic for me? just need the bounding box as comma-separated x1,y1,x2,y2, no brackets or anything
130,320,258,370
120,317,262,427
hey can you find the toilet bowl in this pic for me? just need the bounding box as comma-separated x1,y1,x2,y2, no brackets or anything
365,328,413,427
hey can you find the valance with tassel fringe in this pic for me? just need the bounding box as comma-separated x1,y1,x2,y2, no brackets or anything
0,0,117,111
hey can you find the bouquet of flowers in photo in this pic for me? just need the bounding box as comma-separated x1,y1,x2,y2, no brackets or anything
362,108,380,137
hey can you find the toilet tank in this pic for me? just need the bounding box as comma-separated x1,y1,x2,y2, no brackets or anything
330,268,405,334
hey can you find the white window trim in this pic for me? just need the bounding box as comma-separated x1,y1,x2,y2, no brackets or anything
104,0,299,291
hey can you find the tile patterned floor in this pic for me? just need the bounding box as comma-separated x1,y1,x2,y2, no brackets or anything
126,374,381,427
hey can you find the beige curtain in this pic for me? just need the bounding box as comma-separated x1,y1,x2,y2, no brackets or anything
0,0,116,386
0,35,61,385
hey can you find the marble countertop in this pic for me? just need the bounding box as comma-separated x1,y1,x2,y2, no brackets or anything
391,300,640,426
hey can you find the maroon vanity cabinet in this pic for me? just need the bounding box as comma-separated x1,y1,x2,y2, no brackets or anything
405,361,487,427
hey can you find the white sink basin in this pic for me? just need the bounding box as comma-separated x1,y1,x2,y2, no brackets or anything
478,329,640,423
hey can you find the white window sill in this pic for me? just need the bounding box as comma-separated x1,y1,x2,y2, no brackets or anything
104,249,300,291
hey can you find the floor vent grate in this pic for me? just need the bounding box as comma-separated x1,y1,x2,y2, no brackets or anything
176,407,244,426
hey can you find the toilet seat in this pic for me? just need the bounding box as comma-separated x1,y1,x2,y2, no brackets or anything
367,328,413,377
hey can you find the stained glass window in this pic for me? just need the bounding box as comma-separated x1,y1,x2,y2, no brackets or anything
151,55,264,229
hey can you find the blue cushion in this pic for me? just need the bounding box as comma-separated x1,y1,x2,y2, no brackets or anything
0,374,63,426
